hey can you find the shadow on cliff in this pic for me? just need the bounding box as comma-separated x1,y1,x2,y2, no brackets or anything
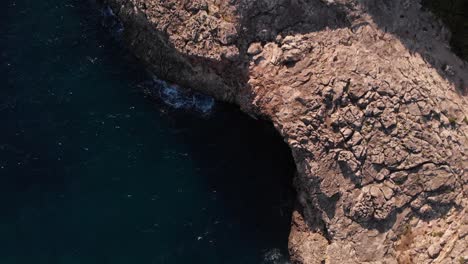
92,0,299,256
100,0,353,108
99,0,467,240
358,0,468,95
132,0,468,108
236,0,350,44
422,0,468,60
232,0,468,234
234,0,468,97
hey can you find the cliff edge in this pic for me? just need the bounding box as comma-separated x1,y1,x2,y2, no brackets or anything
102,0,468,263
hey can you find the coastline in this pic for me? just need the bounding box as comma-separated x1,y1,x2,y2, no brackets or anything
99,0,468,263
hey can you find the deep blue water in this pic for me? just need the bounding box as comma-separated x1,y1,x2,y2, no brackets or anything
0,0,295,263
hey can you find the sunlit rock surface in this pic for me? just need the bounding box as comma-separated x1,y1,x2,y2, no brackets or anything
102,0,468,262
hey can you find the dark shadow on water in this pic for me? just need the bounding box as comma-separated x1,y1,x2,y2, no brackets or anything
4,0,464,262
90,0,468,252
0,0,297,263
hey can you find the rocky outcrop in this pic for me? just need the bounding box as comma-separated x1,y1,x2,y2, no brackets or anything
101,0,468,263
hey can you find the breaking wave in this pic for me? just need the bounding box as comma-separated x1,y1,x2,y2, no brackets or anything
262,248,290,264
141,78,215,114
101,6,124,38
98,5,214,115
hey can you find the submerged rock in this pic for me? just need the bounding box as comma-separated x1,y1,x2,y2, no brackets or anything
100,0,468,263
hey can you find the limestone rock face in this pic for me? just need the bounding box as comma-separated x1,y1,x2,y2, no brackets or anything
101,0,468,263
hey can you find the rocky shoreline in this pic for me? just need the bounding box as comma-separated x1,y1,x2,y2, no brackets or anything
101,0,467,263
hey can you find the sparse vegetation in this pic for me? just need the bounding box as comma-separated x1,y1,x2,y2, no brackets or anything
448,116,458,126
459,256,467,264
403,224,412,234
396,224,414,250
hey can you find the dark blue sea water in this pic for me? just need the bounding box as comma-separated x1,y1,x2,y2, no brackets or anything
0,0,295,263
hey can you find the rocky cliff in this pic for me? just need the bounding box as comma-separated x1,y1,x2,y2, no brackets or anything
101,0,468,263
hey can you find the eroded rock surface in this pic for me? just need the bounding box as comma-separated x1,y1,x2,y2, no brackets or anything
102,0,468,263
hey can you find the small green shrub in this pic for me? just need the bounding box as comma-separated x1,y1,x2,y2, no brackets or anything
459,256,467,264
448,116,458,126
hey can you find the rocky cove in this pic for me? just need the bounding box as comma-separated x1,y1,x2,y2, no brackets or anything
2,0,467,263
1,0,298,263
99,0,468,263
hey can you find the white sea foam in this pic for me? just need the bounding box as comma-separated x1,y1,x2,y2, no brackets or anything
99,6,214,114
159,84,194,109
153,78,215,114
101,6,124,37
262,248,290,264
